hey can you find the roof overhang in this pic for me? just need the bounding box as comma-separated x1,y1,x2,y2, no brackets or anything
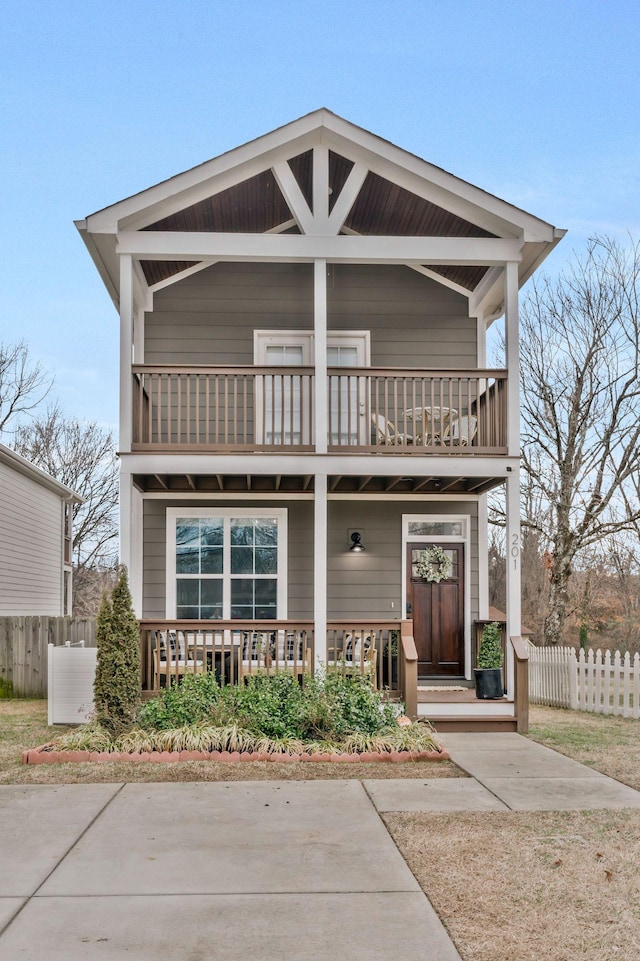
0,444,83,503
76,108,565,318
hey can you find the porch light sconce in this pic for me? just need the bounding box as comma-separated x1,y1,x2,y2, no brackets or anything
349,532,366,552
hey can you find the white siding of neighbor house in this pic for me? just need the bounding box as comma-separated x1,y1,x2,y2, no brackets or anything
0,459,64,615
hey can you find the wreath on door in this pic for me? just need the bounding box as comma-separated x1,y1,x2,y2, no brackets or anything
416,546,453,583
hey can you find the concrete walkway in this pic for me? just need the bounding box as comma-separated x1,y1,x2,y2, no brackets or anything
2,736,640,959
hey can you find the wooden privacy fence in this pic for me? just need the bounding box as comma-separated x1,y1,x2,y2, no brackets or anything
529,645,640,718
0,616,97,697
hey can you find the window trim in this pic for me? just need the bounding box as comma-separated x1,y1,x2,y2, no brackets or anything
166,508,288,619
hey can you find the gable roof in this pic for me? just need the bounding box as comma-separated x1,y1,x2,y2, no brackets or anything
0,444,82,503
76,108,565,318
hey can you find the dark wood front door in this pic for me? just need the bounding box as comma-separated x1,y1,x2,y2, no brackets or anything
406,542,465,676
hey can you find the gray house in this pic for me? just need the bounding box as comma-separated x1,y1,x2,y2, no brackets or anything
76,110,564,730
0,443,81,615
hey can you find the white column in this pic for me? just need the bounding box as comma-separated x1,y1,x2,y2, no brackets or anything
313,472,328,670
312,145,329,232
314,259,328,454
119,254,134,452
133,304,145,363
505,470,522,697
477,493,489,620
119,469,144,616
504,261,520,456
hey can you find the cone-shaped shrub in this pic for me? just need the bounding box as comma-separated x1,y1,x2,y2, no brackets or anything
93,566,140,735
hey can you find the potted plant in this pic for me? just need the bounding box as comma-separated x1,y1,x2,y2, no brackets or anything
474,621,504,699
383,631,398,687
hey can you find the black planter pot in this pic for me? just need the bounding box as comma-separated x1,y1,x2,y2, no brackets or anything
383,659,398,688
473,668,504,699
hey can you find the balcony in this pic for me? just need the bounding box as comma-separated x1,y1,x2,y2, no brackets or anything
132,365,507,454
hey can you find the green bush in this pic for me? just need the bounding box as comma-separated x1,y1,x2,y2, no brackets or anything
136,669,398,741
477,621,504,669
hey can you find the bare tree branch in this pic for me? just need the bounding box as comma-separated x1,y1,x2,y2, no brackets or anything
0,340,52,433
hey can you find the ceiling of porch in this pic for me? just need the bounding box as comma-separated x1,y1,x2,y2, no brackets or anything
133,472,505,496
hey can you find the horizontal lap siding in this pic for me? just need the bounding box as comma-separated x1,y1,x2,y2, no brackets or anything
0,462,63,615
143,499,478,622
145,263,475,368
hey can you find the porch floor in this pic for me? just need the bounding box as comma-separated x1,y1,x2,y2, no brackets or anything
417,689,510,704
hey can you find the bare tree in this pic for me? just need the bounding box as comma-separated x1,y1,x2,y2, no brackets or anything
13,406,119,572
0,340,52,433
519,236,640,645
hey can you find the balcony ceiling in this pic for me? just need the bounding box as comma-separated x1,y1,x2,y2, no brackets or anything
133,472,504,496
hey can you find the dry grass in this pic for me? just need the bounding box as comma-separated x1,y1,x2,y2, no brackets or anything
528,704,640,790
386,809,640,961
0,700,462,783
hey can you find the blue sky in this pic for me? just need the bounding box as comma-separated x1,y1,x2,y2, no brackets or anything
2,0,639,428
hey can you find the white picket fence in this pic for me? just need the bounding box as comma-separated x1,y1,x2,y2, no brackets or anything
528,645,640,718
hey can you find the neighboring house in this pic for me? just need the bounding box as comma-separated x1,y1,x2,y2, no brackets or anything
0,443,81,615
76,109,564,730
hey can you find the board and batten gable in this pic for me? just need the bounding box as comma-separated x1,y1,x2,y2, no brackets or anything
143,498,478,622
144,262,476,368
0,453,70,616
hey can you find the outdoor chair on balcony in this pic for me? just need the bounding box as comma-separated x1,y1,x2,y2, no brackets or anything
443,415,478,446
327,631,378,688
152,630,206,688
238,630,311,681
371,414,413,446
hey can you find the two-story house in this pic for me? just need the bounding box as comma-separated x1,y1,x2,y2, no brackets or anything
76,110,564,731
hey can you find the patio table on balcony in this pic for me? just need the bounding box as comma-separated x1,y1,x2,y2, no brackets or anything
404,406,457,444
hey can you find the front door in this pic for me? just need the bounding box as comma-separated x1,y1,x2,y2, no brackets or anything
406,542,465,676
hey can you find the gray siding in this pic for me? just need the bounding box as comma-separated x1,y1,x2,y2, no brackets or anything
142,498,478,622
0,461,64,615
145,263,476,369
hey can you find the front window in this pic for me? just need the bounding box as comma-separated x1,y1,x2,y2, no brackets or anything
168,509,286,619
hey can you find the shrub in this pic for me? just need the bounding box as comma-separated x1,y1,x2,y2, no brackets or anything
93,566,140,735
477,621,504,669
137,671,223,730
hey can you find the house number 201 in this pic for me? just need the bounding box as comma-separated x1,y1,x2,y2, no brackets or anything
511,533,520,569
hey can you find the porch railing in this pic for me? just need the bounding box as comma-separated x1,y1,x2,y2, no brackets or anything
139,619,403,694
132,365,507,454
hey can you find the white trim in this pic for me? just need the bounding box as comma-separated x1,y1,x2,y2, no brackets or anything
121,451,517,477
314,473,328,668
116,231,524,266
477,493,489,621
0,444,81,502
140,491,479,501
326,162,368,235
418,701,515,718
165,508,288,620
402,513,472,678
505,472,521,698
272,162,314,235
505,261,521,455
314,260,328,454
119,254,134,452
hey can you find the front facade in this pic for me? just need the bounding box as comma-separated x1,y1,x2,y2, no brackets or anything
77,110,564,729
0,444,80,616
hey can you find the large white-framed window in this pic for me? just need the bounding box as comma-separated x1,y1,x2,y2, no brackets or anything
166,508,288,620
254,330,370,444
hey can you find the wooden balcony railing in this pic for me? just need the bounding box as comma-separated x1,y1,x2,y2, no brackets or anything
132,365,507,454
139,619,403,694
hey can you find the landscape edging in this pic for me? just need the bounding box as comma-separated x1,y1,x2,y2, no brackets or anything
22,745,450,765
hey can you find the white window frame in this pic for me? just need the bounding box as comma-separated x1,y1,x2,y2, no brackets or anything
166,508,288,619
254,330,370,444
402,514,472,678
